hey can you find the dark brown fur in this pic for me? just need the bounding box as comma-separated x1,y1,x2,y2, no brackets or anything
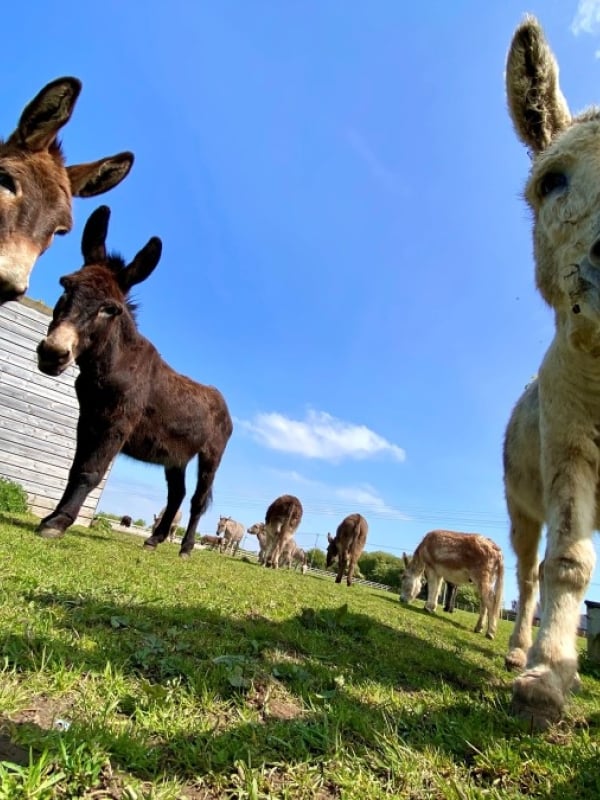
444,582,458,613
0,77,133,303
119,515,132,527
326,513,368,586
200,534,223,550
263,494,303,568
36,206,232,557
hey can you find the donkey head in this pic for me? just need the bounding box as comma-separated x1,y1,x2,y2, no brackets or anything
325,532,338,567
507,16,600,339
399,553,422,603
37,205,162,376
216,516,232,535
0,77,134,303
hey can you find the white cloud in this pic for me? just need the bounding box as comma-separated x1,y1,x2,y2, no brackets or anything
237,409,406,462
571,0,600,35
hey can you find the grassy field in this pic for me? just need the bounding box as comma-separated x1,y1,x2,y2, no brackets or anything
0,512,599,799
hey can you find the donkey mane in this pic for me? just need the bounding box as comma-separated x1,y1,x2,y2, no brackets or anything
101,253,140,317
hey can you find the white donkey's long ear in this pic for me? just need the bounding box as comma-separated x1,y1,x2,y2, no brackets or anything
506,15,571,154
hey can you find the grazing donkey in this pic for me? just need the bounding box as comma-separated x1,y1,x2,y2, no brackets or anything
200,534,223,551
400,530,504,639
262,495,303,568
119,515,132,528
502,15,600,726
152,507,182,543
246,522,268,564
280,539,308,573
216,515,244,555
0,77,133,303
326,513,368,586
36,206,233,556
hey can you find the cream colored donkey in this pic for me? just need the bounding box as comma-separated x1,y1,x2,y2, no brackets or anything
504,15,600,727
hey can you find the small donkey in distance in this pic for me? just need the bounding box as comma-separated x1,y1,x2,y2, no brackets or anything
36,206,233,557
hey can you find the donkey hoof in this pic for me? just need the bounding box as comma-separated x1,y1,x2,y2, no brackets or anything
143,538,158,550
485,632,495,641
179,550,191,559
505,648,527,672
511,667,564,730
37,526,65,539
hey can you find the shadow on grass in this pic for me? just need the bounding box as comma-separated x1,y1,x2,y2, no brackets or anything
377,594,501,660
0,588,528,784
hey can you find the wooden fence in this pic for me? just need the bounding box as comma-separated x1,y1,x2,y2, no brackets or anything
0,299,110,525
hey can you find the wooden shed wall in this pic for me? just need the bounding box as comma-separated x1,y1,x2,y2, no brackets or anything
0,300,110,525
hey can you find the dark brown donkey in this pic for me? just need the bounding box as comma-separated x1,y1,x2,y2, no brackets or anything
263,495,303,568
0,77,133,303
36,206,233,557
326,513,368,586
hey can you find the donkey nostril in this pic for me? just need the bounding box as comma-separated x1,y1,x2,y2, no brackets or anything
590,239,600,266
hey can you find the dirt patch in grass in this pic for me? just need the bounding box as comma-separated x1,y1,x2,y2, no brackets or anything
249,681,305,721
8,693,75,731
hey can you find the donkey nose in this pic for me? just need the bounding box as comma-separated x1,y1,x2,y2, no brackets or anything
589,238,600,268
36,339,71,375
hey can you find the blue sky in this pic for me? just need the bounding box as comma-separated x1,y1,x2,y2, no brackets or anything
4,1,600,605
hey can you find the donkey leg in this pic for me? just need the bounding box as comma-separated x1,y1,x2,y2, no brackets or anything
179,459,217,557
505,502,542,672
335,551,347,583
38,422,125,538
512,447,596,728
346,552,359,586
144,467,185,550
271,532,291,569
425,573,442,613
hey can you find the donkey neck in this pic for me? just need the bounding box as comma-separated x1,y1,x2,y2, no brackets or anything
77,313,148,380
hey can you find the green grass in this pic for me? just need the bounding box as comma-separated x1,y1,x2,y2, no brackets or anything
0,512,599,799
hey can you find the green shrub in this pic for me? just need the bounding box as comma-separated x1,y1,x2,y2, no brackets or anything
0,477,28,513
90,515,113,534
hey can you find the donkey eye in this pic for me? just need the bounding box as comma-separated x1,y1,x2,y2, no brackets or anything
0,170,17,195
538,171,568,198
100,303,121,318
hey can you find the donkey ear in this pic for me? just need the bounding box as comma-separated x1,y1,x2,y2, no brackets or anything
506,15,571,154
81,206,110,265
403,553,409,568
327,532,333,543
8,77,81,152
120,237,162,291
67,152,134,197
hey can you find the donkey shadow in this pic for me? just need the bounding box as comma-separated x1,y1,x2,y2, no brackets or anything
0,587,537,787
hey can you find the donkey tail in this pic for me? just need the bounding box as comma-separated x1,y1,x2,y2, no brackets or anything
491,549,505,620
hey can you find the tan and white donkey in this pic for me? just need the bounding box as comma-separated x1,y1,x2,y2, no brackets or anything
504,16,600,727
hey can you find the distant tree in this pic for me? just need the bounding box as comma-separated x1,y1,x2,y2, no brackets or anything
358,551,404,590
134,518,147,528
456,583,480,610
306,547,326,569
